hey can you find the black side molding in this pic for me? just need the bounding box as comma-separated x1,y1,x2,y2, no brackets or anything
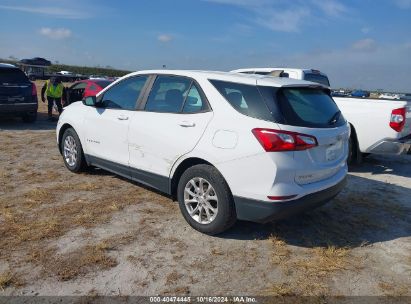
86,155,170,195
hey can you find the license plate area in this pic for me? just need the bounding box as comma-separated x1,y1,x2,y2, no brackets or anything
326,140,343,161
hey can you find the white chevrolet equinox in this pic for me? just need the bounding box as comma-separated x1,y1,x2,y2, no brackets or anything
57,70,349,234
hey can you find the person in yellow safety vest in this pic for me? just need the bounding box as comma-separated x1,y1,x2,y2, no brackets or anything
41,77,65,121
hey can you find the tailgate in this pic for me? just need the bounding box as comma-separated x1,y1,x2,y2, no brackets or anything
0,84,32,104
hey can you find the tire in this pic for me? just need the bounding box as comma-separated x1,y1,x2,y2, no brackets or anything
22,112,37,123
61,128,87,173
348,131,362,166
177,164,236,235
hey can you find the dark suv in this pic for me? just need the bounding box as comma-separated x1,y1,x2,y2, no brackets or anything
0,63,38,122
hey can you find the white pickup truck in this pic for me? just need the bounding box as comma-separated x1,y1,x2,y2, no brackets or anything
231,68,411,164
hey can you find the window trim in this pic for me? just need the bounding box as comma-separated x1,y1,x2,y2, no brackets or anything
96,75,152,111
138,74,212,114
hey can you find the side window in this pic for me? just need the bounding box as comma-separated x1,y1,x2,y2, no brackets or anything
182,84,205,113
89,84,97,91
210,80,273,121
101,76,148,110
145,76,192,113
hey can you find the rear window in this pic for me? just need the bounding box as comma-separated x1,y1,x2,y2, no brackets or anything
210,80,345,128
0,68,29,84
276,88,345,128
304,73,330,87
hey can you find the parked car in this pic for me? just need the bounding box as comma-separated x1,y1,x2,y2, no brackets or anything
350,90,370,98
331,90,349,97
64,79,112,105
400,94,411,101
0,63,38,122
379,93,400,100
231,68,331,87
232,68,411,163
57,71,74,76
57,70,349,234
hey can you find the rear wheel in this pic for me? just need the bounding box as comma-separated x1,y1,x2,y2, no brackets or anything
348,127,362,166
177,164,236,235
22,112,37,123
61,128,87,172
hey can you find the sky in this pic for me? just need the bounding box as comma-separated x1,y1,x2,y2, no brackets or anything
0,0,411,92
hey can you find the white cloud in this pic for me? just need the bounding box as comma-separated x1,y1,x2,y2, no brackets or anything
0,4,90,19
351,38,377,52
39,27,72,40
157,34,173,43
204,0,348,32
361,27,371,34
311,0,347,17
393,0,411,9
255,8,310,32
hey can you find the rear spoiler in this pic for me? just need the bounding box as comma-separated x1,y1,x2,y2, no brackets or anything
280,84,331,95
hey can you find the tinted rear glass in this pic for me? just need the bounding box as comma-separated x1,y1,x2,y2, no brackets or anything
304,73,330,87
210,80,344,128
276,88,345,128
0,68,29,84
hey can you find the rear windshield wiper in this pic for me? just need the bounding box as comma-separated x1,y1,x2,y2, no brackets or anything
328,110,341,125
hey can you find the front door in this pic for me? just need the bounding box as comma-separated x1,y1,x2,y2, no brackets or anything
84,75,149,173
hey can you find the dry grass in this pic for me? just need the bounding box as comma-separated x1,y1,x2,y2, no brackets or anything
0,272,23,290
265,283,294,296
24,188,55,205
165,271,183,286
269,235,291,265
267,227,361,296
162,286,190,295
25,230,142,282
378,282,409,296
0,136,166,285
292,246,351,276
28,244,117,281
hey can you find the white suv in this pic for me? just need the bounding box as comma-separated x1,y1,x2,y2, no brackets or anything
57,70,349,234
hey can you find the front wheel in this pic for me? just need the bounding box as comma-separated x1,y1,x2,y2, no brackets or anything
177,164,236,235
61,128,87,173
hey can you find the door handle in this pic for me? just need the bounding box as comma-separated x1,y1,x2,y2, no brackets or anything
179,121,196,127
117,115,129,121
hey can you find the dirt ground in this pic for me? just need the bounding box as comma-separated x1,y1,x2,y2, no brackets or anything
0,83,410,297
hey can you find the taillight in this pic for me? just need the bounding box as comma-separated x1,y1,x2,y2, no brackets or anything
390,108,406,132
252,128,318,152
31,82,37,96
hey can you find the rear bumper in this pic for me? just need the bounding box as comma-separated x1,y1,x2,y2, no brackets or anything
0,103,38,115
366,135,411,155
233,176,347,223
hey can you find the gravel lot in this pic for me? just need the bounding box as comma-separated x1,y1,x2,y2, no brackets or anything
0,87,410,297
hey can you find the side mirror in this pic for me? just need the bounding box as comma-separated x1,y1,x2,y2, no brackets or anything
83,96,96,106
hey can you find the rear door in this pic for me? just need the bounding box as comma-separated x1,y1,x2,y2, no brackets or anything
0,68,32,105
128,75,213,185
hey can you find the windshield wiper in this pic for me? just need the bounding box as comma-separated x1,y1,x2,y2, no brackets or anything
328,110,341,125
